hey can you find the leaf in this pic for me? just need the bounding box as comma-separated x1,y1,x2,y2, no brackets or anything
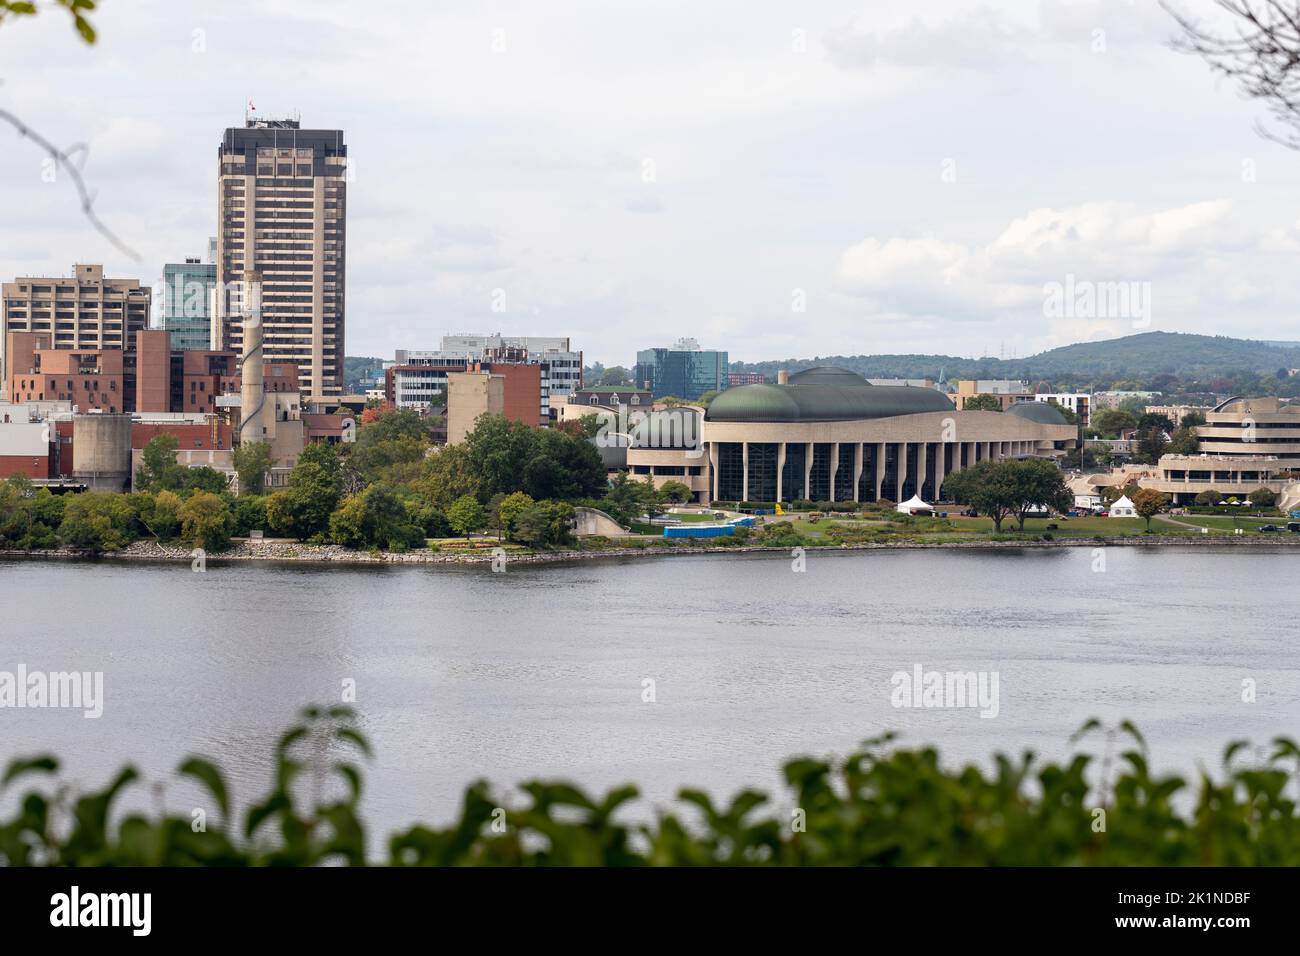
1118,720,1147,754
1222,740,1251,770
334,726,372,758
335,762,363,804
1069,718,1103,746
2,755,58,789
245,792,290,839
177,756,230,820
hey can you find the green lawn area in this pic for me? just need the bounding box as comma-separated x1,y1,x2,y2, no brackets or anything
1166,515,1291,534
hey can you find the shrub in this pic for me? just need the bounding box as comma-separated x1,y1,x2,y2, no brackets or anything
5,711,1299,866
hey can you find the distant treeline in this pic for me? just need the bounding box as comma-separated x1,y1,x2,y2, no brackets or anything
727,332,1300,396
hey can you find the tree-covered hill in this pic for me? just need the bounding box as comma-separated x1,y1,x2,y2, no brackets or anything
730,332,1300,389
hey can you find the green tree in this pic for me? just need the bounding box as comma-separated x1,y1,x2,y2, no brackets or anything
944,459,1070,532
1194,489,1221,507
497,491,535,540
1007,458,1072,530
230,495,268,537
942,461,1017,532
640,476,665,521
58,492,134,553
132,489,182,541
658,479,692,504
447,494,485,538
135,434,181,492
603,471,643,527
512,500,576,548
179,491,233,551
1131,488,1169,531
1165,426,1200,456
329,485,424,551
1248,487,1277,509
1092,409,1138,439
266,443,345,540
178,466,231,496
599,366,632,386
232,441,273,496
962,394,1003,412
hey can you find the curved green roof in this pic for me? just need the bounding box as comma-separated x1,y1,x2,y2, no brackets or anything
705,371,955,423
786,366,871,387
1006,401,1068,425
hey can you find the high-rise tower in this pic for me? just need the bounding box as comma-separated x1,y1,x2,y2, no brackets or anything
216,116,346,401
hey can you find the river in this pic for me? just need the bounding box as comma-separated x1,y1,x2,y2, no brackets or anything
2,546,1297,839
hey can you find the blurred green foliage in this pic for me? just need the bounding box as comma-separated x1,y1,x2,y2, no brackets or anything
3,709,1298,866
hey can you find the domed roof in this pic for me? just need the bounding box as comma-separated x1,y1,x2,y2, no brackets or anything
786,366,870,387
1006,401,1068,425
705,371,955,423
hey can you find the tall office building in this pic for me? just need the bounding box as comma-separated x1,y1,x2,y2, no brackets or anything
161,245,217,351
215,117,346,400
635,337,728,401
1,264,151,399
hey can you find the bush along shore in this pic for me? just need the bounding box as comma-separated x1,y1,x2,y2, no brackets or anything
3,706,1299,866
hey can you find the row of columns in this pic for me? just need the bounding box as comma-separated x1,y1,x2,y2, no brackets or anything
709,439,1040,502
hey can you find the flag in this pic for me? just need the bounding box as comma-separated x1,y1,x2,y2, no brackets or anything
248,99,256,112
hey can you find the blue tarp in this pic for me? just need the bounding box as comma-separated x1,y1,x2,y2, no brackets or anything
662,516,753,537
664,524,735,538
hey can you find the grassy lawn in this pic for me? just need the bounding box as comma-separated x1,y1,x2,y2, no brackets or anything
1165,515,1292,535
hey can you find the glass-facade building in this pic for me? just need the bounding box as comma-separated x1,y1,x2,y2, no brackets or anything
162,258,216,350
634,340,728,401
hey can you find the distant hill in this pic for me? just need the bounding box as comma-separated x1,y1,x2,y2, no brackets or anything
344,356,385,394
729,333,1300,388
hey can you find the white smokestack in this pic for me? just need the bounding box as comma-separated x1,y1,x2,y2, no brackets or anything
238,271,265,445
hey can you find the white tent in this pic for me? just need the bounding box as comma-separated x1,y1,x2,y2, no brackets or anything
896,494,934,515
1109,494,1136,517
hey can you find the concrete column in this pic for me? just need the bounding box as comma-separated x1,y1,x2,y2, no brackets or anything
776,442,786,503
897,442,908,500
828,441,840,502
803,441,813,500
853,442,864,502
936,440,947,501
709,442,719,502
875,442,885,500
741,441,750,502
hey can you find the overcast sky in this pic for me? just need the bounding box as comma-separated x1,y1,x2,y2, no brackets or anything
1,0,1296,367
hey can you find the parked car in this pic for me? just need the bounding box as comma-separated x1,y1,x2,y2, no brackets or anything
1259,525,1281,533
1287,522,1300,533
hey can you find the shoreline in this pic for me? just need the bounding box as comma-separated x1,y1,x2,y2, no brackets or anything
3,532,1299,569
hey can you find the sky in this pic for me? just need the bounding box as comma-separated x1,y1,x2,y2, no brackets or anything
0,0,1297,368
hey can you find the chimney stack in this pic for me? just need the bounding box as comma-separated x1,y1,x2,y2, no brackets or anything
238,271,265,446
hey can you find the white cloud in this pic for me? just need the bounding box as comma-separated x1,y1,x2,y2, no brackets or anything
0,0,1296,363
